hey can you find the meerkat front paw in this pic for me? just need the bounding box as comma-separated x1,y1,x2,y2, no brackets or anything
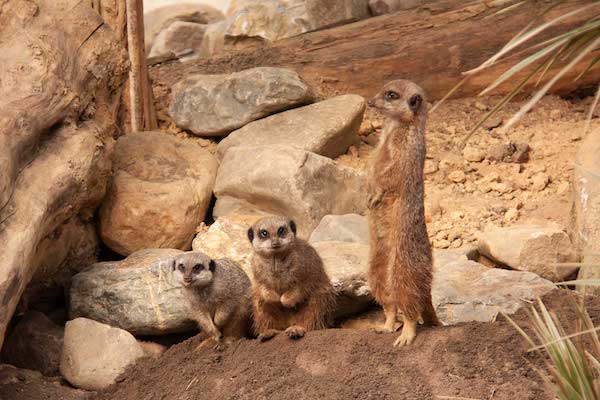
280,292,301,309
367,190,385,209
258,329,280,342
285,325,306,340
393,320,416,347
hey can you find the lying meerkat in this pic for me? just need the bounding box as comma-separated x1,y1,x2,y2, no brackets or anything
171,252,252,349
366,79,440,347
247,216,336,341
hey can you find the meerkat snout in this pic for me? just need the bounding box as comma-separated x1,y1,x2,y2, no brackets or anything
172,253,216,288
247,218,297,256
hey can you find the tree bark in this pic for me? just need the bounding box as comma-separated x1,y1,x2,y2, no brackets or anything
0,0,128,350
150,0,600,109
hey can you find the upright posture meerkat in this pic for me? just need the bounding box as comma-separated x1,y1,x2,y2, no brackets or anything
171,252,253,349
247,216,336,341
367,79,440,347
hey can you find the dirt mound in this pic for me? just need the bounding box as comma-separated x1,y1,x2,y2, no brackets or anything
90,290,598,400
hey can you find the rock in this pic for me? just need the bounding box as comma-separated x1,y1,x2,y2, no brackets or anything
192,215,263,273
503,207,519,223
368,0,433,15
1,312,63,376
99,131,217,256
216,95,365,160
477,225,577,281
433,239,451,249
574,129,600,293
144,3,224,53
433,260,555,325
424,159,438,174
60,318,145,390
512,143,530,163
226,0,371,43
463,146,485,162
487,142,529,163
530,172,550,192
309,214,369,245
448,170,466,183
69,249,195,335
169,67,314,137
482,115,503,130
312,241,372,318
149,21,207,59
214,145,367,237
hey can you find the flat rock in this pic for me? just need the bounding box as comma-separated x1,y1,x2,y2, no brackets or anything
309,214,369,245
144,3,224,53
216,95,365,160
149,21,207,59
169,67,314,137
99,131,217,256
69,249,194,335
477,225,577,281
214,145,367,237
1,311,63,376
60,318,145,390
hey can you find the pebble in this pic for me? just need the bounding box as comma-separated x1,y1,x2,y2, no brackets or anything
448,170,467,183
433,239,451,249
463,146,485,162
482,115,503,130
424,159,439,175
503,207,519,223
531,173,550,192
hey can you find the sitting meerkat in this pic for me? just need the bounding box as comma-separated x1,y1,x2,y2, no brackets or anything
171,252,253,349
247,216,336,341
366,79,440,347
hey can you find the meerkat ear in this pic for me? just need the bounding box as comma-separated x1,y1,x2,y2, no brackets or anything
408,94,423,112
208,260,216,272
289,220,297,235
247,227,254,242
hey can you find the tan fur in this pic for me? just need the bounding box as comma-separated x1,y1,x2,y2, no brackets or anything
366,80,440,347
247,216,336,340
171,252,253,347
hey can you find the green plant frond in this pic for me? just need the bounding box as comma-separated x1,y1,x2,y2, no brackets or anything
501,311,538,347
484,1,527,19
576,54,600,80
586,84,600,133
501,36,600,133
535,40,572,87
465,2,600,74
529,19,600,56
586,351,600,373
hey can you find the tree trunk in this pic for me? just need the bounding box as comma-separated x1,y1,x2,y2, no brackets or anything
0,0,128,350
151,0,600,110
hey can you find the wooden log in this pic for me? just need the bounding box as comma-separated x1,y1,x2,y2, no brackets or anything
151,0,600,108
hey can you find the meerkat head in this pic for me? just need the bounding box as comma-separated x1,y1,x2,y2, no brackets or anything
368,79,426,123
247,216,297,257
171,252,216,288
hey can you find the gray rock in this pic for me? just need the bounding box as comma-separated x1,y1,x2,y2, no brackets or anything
99,131,218,256
368,0,434,15
60,318,145,390
214,145,367,237
574,129,600,293
487,142,529,163
169,67,314,137
477,225,577,281
309,214,369,245
149,21,207,59
1,312,63,376
216,95,365,160
69,249,195,335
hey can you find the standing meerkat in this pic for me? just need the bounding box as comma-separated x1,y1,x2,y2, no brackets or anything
247,216,336,341
366,79,440,347
171,252,253,349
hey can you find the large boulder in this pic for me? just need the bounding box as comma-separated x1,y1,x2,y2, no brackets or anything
149,21,207,59
69,249,193,335
574,129,600,293
144,3,224,53
99,131,218,256
169,67,314,137
214,145,367,237
60,318,145,391
226,0,371,42
216,95,365,161
477,225,577,281
309,214,369,245
1,312,63,376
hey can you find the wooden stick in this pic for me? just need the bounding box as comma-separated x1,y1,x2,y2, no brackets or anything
126,0,143,132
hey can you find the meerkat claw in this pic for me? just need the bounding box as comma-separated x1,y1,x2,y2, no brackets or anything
393,320,417,347
285,325,306,339
258,329,280,342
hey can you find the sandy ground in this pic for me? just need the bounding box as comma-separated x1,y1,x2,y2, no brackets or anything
144,0,230,13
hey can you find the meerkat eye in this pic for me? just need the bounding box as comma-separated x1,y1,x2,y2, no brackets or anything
384,91,399,100
193,264,202,272
259,230,269,239
178,264,185,272
277,226,287,237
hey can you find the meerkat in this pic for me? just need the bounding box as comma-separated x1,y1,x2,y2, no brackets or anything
171,252,253,349
247,216,336,341
366,79,440,347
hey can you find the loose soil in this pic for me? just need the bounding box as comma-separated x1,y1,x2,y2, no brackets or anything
86,290,598,400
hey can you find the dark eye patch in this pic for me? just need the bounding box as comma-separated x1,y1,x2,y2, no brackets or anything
384,91,399,100
277,226,287,237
